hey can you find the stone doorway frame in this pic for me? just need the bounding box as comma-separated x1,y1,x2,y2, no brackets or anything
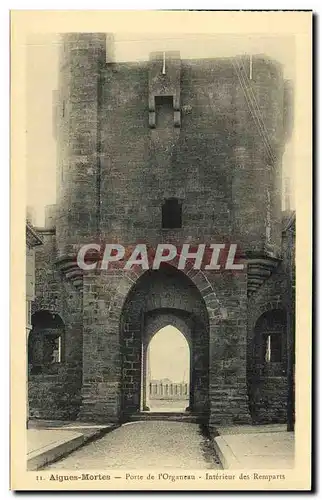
140,309,193,413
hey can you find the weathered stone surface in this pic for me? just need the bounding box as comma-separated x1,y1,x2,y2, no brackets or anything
29,35,294,426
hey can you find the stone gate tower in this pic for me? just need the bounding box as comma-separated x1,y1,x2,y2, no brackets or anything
29,33,293,426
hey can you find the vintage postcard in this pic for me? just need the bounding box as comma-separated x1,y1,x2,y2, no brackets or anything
11,10,312,491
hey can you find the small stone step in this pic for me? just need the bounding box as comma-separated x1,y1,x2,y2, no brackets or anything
127,412,199,423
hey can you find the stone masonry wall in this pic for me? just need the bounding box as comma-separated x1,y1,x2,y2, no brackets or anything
247,264,289,423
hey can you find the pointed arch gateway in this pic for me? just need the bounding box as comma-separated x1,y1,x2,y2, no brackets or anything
119,264,210,422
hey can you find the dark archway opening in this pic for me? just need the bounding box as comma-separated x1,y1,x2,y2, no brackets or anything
143,324,190,413
119,265,209,423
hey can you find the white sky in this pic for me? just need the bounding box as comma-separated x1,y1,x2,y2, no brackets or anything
148,326,189,383
26,33,295,225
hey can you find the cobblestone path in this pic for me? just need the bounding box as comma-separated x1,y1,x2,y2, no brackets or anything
45,421,222,470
